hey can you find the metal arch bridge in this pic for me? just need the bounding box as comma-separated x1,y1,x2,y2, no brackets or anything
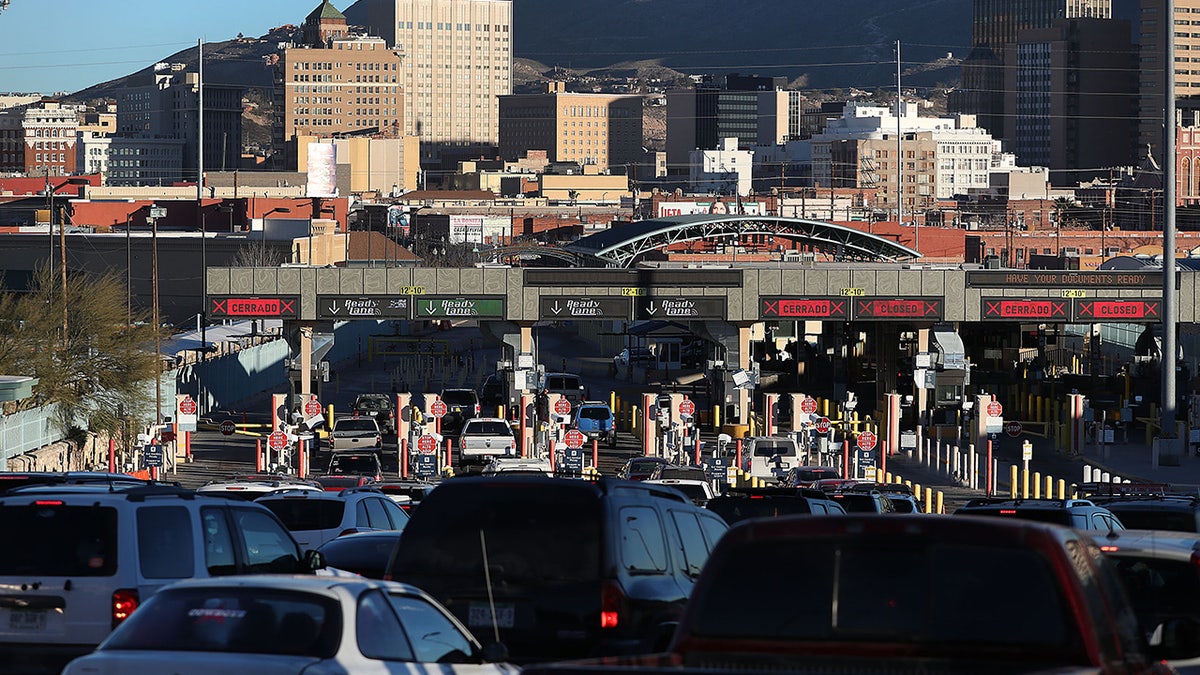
478,243,591,266
562,214,922,268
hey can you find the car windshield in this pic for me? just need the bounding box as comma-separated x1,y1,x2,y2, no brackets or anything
441,391,477,405
355,397,388,410
335,419,378,433
628,459,667,472
464,421,511,436
545,376,580,391
318,534,402,579
579,407,611,420
889,498,918,514
329,455,379,474
691,538,1076,651
0,504,119,576
259,499,346,531
1108,556,1200,618
390,482,601,587
753,441,796,457
706,496,813,524
103,587,341,657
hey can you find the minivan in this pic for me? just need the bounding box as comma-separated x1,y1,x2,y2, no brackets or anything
386,475,728,662
541,372,586,407
742,435,803,484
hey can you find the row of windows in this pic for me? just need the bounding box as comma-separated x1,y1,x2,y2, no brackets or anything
35,153,66,163
403,21,509,32
293,61,397,71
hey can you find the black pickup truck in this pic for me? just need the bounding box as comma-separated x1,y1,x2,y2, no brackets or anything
524,515,1196,675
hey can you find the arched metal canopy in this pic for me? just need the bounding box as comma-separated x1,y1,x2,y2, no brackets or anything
565,214,921,268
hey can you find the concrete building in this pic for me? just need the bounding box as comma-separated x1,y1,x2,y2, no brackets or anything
952,0,1112,142
0,99,80,177
666,74,793,175
498,83,643,171
1138,0,1200,156
689,137,754,196
114,63,243,183
1004,17,1137,184
343,0,513,161
295,134,420,195
78,133,185,186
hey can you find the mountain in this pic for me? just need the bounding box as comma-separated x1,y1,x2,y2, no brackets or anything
511,0,970,89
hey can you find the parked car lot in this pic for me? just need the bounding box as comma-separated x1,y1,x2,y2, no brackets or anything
61,575,516,675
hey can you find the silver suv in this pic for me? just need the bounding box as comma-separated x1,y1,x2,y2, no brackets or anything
0,475,320,674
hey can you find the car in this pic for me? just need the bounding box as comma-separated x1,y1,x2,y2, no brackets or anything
810,477,861,492
326,451,384,481
613,346,655,367
705,487,847,525
480,457,554,477
371,479,438,512
255,486,410,550
644,478,716,506
478,373,508,410
647,463,709,482
616,456,672,481
439,388,481,435
313,474,376,492
0,479,322,675
540,371,586,407
829,489,897,514
61,575,515,675
575,400,617,447
458,416,518,469
1092,529,1200,674
955,497,1127,531
328,416,383,452
387,475,729,662
1088,491,1200,533
783,465,844,488
196,477,323,501
741,435,804,484
316,530,406,579
351,393,396,435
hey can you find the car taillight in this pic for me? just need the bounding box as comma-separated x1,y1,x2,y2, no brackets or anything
112,589,138,628
998,509,1017,515
33,500,64,506
600,580,626,630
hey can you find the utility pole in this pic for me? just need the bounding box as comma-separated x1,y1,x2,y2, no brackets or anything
149,206,164,423
896,40,906,249
60,204,67,347
1163,0,1179,449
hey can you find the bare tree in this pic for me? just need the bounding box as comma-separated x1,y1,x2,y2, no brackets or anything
231,240,285,267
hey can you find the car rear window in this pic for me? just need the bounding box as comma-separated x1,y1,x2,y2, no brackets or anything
960,507,1072,526
390,482,601,587
1103,507,1199,533
464,421,512,436
0,503,119,576
259,500,346,531
830,494,879,513
578,407,611,420
335,419,378,432
441,391,477,405
545,376,581,391
104,587,341,657
329,455,379,474
666,483,709,502
753,441,796,457
692,538,1075,651
792,468,838,483
706,496,814,524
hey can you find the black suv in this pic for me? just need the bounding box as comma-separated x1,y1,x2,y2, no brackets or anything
478,373,507,410
954,498,1126,531
706,487,847,525
438,388,480,435
351,393,395,435
1087,491,1200,533
387,475,728,662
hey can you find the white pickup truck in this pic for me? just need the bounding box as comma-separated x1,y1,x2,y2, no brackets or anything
457,417,517,469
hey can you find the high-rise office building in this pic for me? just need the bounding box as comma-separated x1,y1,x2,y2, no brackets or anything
1138,0,1200,157
499,83,643,170
951,0,1111,142
665,75,794,175
343,0,512,162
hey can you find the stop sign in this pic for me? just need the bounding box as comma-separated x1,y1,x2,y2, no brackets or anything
554,397,572,416
987,400,1004,417
1005,420,1023,437
856,431,877,451
219,420,236,436
430,400,447,418
564,429,585,448
268,431,288,450
800,396,818,415
304,397,322,416
815,417,832,434
179,397,197,416
416,434,438,454
678,398,695,417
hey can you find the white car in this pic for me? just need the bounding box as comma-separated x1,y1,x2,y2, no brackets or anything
255,486,409,550
645,478,716,505
197,477,323,501
330,416,383,451
61,575,516,675
480,457,553,477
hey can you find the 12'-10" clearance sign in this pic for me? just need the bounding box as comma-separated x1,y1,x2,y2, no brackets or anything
209,296,300,319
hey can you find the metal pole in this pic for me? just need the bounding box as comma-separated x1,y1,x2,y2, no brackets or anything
896,40,907,249
152,214,161,423
197,38,204,198
1163,0,1179,441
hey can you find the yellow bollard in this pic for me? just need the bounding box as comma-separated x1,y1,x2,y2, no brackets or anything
1033,471,1041,499
610,391,617,413
1057,478,1067,500
924,487,934,514
631,406,638,433
326,404,335,431
1010,465,1018,499
749,417,757,436
1022,469,1030,499
936,491,944,515
713,405,721,430
914,483,922,504
1045,475,1054,500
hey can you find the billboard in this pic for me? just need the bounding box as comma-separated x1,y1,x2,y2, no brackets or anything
307,143,337,198
657,201,764,218
449,214,484,244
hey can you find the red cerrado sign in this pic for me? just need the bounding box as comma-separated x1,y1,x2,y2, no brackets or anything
209,296,299,319
760,297,848,319
982,299,1068,320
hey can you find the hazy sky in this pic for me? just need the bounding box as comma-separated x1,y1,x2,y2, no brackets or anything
0,0,311,94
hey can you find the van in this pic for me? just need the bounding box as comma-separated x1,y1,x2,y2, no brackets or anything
541,372,586,407
742,435,803,484
0,477,320,674
386,475,728,662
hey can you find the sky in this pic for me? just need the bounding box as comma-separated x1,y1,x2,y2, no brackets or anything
0,0,311,94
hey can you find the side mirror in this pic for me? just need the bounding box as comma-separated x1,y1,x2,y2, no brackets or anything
304,549,326,571
1148,617,1200,661
480,641,509,663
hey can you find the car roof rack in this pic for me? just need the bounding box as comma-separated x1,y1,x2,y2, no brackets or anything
1074,482,1175,498
0,472,182,495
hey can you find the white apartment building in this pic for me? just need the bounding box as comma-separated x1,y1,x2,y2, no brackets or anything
344,0,512,160
689,138,754,196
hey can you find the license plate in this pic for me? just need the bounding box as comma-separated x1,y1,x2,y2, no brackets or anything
468,602,514,629
8,609,46,631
